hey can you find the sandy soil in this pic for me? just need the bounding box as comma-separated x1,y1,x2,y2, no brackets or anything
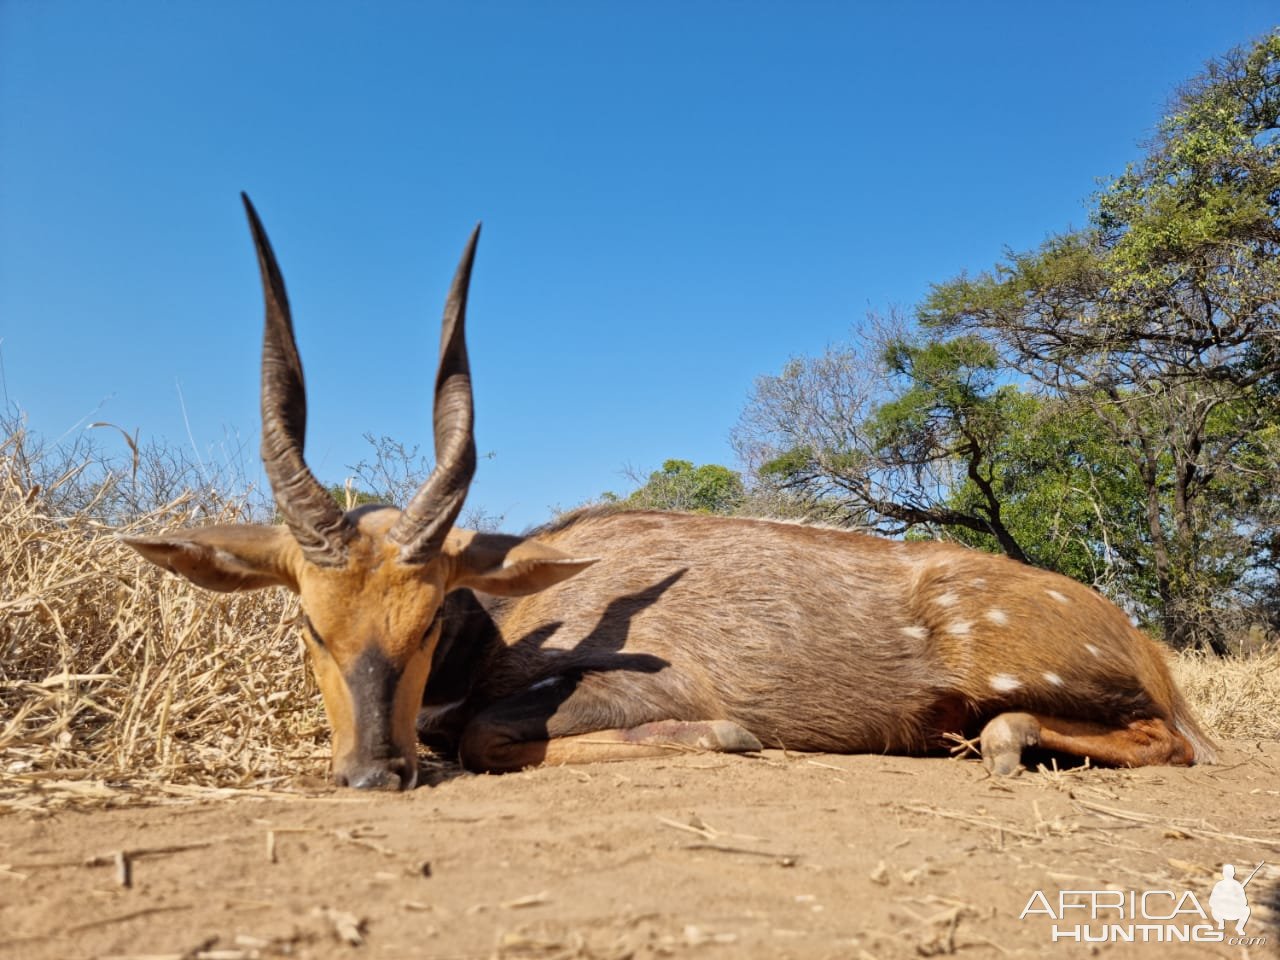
1,743,1277,960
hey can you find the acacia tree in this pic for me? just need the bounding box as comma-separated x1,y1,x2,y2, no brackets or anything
738,33,1280,651
922,33,1280,651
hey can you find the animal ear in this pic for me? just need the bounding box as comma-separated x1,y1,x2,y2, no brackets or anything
122,525,300,593
448,532,597,598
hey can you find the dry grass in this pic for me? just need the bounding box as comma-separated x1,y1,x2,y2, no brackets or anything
2,425,1278,807
1168,647,1280,741
1,428,327,793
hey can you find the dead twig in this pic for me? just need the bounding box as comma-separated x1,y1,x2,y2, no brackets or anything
681,842,798,866
332,827,396,857
66,904,193,934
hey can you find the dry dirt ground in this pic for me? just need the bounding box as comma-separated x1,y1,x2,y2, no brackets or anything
1,743,1278,960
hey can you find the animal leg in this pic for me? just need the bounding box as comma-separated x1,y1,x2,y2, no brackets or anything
980,711,1195,775
457,674,759,773
468,720,761,772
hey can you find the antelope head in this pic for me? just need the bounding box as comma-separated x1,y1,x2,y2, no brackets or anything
124,196,595,790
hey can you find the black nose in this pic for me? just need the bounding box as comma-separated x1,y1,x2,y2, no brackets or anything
336,756,413,791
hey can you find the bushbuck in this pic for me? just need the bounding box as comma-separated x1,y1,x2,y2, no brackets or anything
126,198,1217,790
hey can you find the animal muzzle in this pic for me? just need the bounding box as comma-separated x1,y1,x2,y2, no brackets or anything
337,647,418,791
335,752,416,791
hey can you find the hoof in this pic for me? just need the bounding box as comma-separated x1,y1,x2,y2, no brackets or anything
980,712,1041,777
703,720,763,753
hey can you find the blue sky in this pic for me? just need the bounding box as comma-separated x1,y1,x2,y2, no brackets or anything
2,3,1276,530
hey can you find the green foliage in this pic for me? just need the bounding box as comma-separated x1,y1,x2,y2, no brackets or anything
759,446,817,482
869,336,1003,458
608,459,746,515
939,395,1147,589
1098,32,1280,285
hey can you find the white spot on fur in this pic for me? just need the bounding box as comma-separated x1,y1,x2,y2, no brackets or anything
985,609,1009,626
1043,671,1064,686
1046,589,1070,604
1085,643,1102,658
933,591,960,608
900,625,929,640
948,621,972,637
970,578,986,589
989,674,1022,693
527,677,560,692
